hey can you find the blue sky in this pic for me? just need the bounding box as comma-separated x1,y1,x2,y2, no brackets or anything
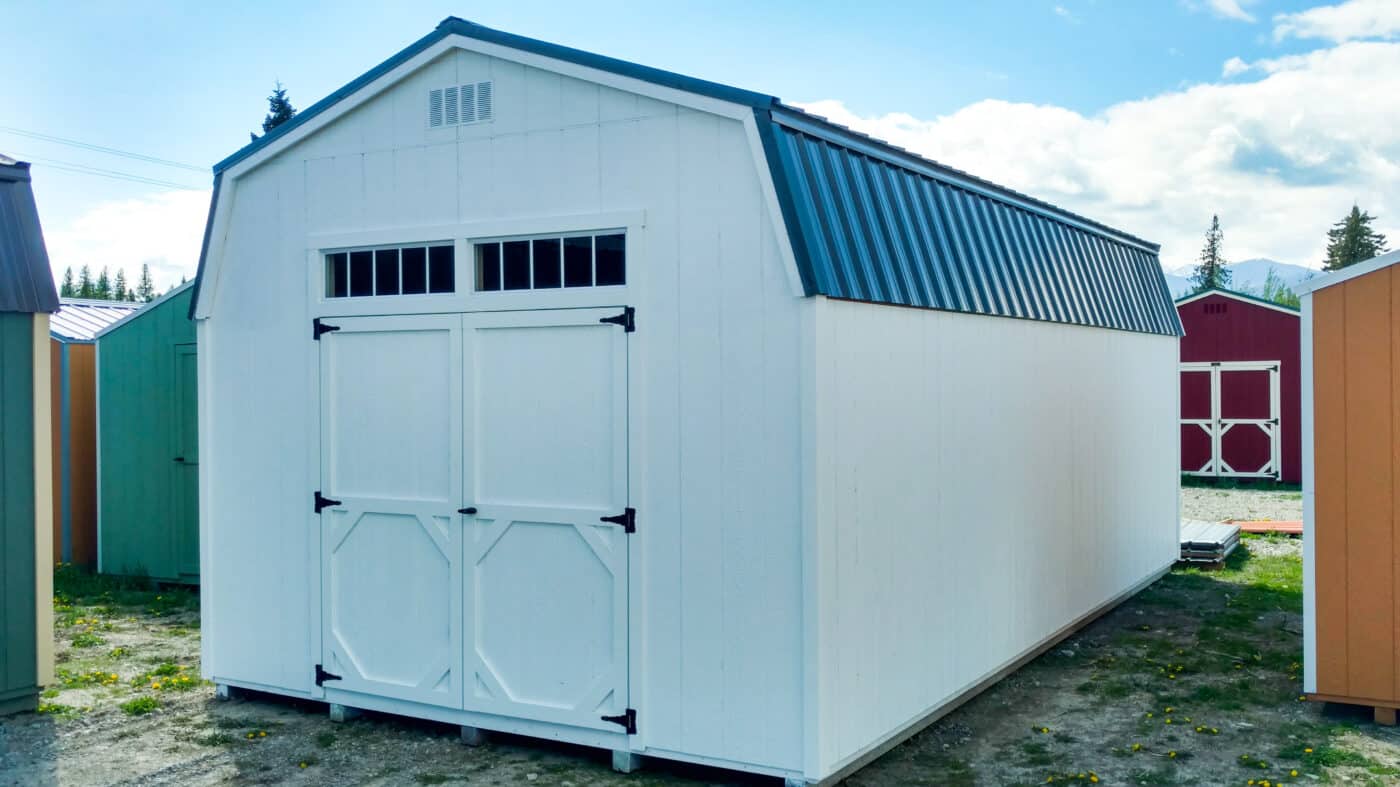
5,0,1398,288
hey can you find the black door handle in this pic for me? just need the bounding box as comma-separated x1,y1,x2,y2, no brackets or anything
173,457,185,463
458,507,478,515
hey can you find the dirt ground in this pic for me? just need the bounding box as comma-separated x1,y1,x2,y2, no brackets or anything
5,487,1397,786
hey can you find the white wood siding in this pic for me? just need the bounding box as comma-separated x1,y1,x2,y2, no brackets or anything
810,298,1179,775
201,48,806,773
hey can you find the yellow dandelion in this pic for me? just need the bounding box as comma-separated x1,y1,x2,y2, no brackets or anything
1168,751,1177,758
300,763,308,769
1304,748,1313,754
1041,727,1050,734
259,731,267,737
246,733,255,739
1132,743,1142,751
1090,776,1098,783
1290,770,1298,777
1165,707,1174,713
1146,712,1154,718
1166,718,1173,725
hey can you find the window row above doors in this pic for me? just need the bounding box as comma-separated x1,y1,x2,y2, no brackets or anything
324,231,626,300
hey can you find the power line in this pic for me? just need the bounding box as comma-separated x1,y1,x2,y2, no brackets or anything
15,153,206,190
0,126,207,173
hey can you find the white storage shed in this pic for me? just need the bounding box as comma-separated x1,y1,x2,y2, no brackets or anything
192,18,1183,784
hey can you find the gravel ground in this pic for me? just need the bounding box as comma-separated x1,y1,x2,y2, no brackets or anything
1181,485,1303,523
7,489,1365,786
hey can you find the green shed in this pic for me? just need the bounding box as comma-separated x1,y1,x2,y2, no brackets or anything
96,281,198,584
0,155,57,715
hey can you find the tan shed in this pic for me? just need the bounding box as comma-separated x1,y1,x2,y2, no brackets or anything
1302,249,1400,724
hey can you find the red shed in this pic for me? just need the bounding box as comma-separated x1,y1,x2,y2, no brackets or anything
1176,288,1301,484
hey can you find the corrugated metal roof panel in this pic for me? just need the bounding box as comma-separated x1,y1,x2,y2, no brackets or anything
0,158,59,314
50,299,141,342
763,109,1183,337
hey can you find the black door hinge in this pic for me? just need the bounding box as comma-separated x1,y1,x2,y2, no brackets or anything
600,307,635,333
315,664,342,687
600,507,636,534
601,708,636,734
314,318,341,340
314,491,342,514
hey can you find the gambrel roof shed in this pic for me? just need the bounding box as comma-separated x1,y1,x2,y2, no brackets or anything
194,19,1183,785
191,17,1181,338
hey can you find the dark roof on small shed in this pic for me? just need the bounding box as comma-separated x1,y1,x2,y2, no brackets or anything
0,157,59,314
191,19,1183,337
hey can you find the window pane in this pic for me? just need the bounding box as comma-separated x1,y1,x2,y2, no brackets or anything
349,251,374,297
401,247,427,294
476,243,501,291
375,249,400,295
532,238,561,289
563,236,592,287
595,234,625,286
326,252,348,298
428,245,455,293
502,240,530,290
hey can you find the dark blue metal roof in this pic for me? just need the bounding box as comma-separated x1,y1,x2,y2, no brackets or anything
193,19,1181,336
758,107,1182,336
0,158,59,314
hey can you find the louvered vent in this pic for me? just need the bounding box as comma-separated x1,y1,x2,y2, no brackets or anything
460,83,476,124
476,81,493,121
444,85,459,125
428,89,444,128
428,81,493,128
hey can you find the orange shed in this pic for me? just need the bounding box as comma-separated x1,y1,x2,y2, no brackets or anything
1302,249,1400,724
48,298,139,566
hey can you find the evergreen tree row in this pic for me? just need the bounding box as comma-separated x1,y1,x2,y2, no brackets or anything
58,262,158,302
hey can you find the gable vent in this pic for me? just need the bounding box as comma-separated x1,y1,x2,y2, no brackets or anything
428,88,444,128
444,85,459,125
428,81,493,128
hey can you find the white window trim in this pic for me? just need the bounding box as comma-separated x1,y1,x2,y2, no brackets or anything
306,211,644,319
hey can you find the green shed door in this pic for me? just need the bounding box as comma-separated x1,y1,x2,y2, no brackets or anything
174,344,198,578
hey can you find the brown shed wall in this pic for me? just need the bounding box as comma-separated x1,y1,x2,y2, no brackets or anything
1312,265,1400,705
48,341,97,567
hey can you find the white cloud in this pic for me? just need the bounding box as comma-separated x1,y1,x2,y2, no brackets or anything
1053,5,1078,23
1189,0,1257,23
44,189,209,292
1273,0,1400,43
1221,56,1250,77
793,40,1400,271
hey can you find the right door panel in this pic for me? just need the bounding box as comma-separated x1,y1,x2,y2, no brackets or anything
461,308,630,733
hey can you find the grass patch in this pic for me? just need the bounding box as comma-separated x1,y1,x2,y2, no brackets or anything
130,662,202,692
36,702,80,718
70,630,106,649
414,774,449,785
195,732,235,746
315,731,337,748
120,696,160,715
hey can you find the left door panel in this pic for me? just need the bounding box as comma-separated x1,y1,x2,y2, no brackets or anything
318,315,463,709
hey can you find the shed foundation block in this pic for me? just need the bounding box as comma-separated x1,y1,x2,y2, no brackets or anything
1376,707,1397,726
328,703,361,723
214,684,239,701
611,750,642,774
459,725,487,746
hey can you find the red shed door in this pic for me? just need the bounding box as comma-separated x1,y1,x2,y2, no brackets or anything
1180,361,1280,480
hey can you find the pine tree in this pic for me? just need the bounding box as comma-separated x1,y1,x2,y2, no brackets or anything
113,269,129,302
1191,215,1231,292
60,267,74,297
136,263,156,302
1323,204,1390,271
77,265,93,298
251,81,297,141
95,267,112,300
1254,268,1300,309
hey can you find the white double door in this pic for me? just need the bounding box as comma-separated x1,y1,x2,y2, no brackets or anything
316,308,629,733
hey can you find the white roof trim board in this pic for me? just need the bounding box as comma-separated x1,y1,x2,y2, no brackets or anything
1295,250,1400,294
92,280,195,340
1174,288,1301,317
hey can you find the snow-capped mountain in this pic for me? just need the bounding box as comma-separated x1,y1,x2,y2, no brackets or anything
1162,259,1320,298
